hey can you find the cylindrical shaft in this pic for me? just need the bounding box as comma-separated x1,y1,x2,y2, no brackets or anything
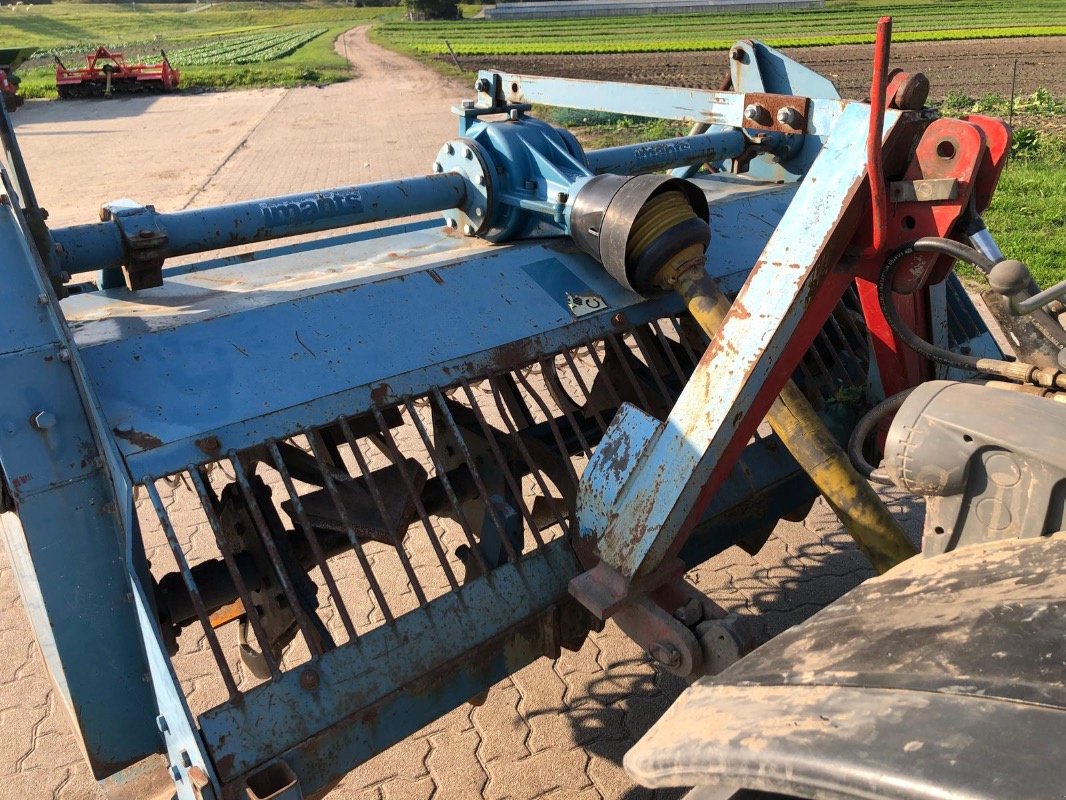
585,129,747,177
669,261,916,573
51,171,468,276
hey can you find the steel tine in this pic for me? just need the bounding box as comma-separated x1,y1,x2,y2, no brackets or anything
431,387,520,564
369,405,460,591
401,397,490,575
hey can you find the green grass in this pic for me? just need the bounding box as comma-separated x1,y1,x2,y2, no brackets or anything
0,2,405,96
984,158,1066,287
376,0,1066,57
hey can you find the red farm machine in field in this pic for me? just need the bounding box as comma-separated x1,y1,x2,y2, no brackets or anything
0,47,35,112
54,46,180,98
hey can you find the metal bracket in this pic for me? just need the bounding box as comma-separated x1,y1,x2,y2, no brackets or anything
889,178,959,203
741,92,811,134
101,199,168,290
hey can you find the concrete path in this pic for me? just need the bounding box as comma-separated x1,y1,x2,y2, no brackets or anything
0,27,922,800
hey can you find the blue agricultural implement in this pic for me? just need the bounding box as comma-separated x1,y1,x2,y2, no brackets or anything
2,18,1064,800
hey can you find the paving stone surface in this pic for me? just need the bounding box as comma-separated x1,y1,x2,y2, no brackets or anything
0,27,928,800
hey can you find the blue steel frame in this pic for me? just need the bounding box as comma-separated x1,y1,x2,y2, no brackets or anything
0,41,1002,800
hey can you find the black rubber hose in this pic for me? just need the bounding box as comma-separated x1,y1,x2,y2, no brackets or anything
878,237,1000,373
847,388,914,485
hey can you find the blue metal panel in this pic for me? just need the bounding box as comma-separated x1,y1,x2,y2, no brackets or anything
63,179,797,481
198,540,578,786
0,169,170,781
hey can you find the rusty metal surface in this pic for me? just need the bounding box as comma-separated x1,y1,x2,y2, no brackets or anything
739,92,811,134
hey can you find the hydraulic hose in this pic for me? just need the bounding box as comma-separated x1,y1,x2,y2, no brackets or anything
878,237,1047,384
847,388,914,485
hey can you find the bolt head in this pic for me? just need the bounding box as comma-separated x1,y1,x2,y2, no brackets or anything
461,99,475,109
31,410,56,431
555,191,569,204
508,109,519,121
433,162,443,173
447,218,458,229
476,174,486,186
195,435,221,455
463,223,475,235
156,715,169,734
299,668,320,691
171,765,183,783
776,106,800,127
180,750,192,768
445,143,455,155
463,146,474,160
474,77,491,93
743,104,763,122
730,46,746,62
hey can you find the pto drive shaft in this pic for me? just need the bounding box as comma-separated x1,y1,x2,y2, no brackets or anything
658,246,915,573
571,177,916,573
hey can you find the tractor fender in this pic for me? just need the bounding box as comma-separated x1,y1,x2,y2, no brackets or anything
626,534,1066,800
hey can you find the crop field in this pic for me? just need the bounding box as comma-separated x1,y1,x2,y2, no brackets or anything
0,2,400,96
375,0,1066,57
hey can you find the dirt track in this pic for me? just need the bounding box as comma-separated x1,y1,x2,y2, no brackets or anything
473,36,1066,100
0,25,928,800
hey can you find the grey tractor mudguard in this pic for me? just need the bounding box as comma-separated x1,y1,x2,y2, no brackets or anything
626,534,1066,800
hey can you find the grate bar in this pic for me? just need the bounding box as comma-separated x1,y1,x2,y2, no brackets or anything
370,404,460,591
267,441,358,642
230,456,326,659
145,480,241,700
431,387,520,564
189,466,282,680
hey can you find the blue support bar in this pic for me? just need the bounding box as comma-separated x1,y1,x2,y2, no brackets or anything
51,172,468,276
586,129,747,176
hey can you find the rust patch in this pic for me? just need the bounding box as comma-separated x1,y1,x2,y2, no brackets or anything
426,269,445,285
113,427,164,450
370,383,391,405
488,339,540,374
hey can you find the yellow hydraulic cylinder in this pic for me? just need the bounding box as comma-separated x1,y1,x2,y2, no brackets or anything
654,243,916,573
